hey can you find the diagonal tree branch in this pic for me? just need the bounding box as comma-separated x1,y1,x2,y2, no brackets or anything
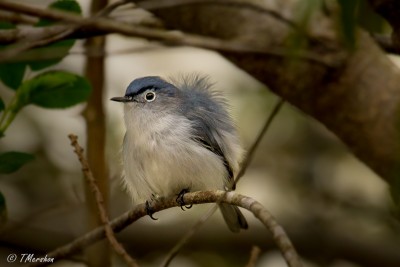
137,0,299,29
0,1,338,67
0,25,76,61
28,190,302,267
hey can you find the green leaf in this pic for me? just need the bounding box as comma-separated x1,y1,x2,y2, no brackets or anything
29,0,82,71
0,22,26,89
0,151,34,174
28,40,75,71
0,98,4,113
19,70,91,109
36,0,82,27
0,21,15,30
337,0,360,49
0,63,26,90
0,191,6,225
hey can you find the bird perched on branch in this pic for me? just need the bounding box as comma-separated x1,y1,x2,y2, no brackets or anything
111,74,248,232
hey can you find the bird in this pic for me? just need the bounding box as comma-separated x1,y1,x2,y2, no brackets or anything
111,74,248,232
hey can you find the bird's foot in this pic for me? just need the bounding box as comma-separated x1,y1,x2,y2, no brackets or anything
145,194,160,220
176,188,192,211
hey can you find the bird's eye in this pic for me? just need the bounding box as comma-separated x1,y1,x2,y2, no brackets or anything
145,92,156,102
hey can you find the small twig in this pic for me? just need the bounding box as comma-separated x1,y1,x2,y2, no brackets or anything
236,98,285,183
160,205,219,267
67,134,139,267
29,190,303,267
160,98,285,267
0,10,37,25
245,246,262,267
0,26,76,61
96,0,133,17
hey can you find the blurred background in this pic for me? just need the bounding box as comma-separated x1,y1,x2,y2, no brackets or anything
0,0,400,267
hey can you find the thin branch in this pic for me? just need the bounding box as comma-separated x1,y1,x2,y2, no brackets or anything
28,190,302,267
96,0,133,17
137,0,298,29
0,10,37,25
0,1,338,67
160,205,219,267
0,1,83,24
138,0,335,51
245,246,262,267
159,98,284,267
68,134,138,267
0,26,75,61
0,43,162,64
236,98,285,184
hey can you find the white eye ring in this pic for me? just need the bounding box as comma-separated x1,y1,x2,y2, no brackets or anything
145,91,156,102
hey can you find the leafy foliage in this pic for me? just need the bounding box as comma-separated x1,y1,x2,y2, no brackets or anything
18,71,92,109
29,0,82,71
0,0,89,223
0,151,35,174
36,0,82,27
0,22,26,90
0,63,26,90
0,0,88,182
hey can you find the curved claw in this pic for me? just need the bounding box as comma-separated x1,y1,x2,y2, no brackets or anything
145,200,158,220
179,204,192,211
149,213,158,220
176,188,191,210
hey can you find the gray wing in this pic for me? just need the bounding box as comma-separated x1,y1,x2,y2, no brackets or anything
181,88,236,189
191,122,234,183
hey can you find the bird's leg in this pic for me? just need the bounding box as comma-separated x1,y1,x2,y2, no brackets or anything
176,188,192,210
145,193,159,220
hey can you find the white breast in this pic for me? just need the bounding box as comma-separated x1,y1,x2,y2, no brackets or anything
121,108,226,203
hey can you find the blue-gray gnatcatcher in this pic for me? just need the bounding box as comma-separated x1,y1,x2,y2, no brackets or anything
111,74,248,232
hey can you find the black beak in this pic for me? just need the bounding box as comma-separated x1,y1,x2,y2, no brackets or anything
111,96,130,102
